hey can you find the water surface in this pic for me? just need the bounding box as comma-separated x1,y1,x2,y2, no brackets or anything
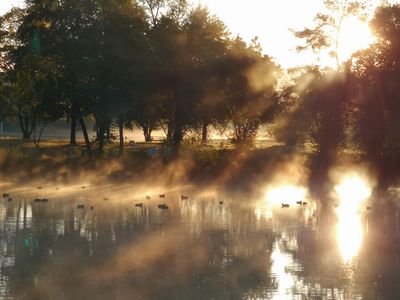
0,184,399,299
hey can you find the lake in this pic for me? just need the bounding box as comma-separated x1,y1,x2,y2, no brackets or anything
0,182,399,299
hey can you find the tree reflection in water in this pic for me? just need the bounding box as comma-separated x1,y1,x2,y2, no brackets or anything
0,187,399,299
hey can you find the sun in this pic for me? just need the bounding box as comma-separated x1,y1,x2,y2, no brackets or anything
337,17,374,64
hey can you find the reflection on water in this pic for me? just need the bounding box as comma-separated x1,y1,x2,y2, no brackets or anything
337,209,363,262
265,184,307,206
0,184,399,299
335,175,371,262
271,237,297,299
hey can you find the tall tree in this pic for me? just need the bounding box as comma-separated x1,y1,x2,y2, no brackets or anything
221,37,279,146
294,0,366,68
350,4,400,185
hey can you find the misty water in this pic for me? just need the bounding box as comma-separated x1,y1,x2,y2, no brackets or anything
0,183,400,300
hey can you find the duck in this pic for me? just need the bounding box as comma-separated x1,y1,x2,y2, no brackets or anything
146,195,151,200
42,199,49,203
7,198,12,202
219,201,224,205
135,203,143,208
77,204,85,209
366,206,372,210
296,201,303,205
2,193,9,198
90,206,94,210
302,202,308,206
37,186,42,190
158,204,168,209
181,195,189,200
159,194,166,199
103,197,109,201
281,204,290,208
34,198,42,202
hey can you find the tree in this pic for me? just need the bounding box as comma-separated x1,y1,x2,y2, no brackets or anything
294,0,366,69
143,5,232,150
221,37,279,147
1,1,64,139
0,8,25,131
139,0,188,27
350,4,400,185
89,0,148,153
11,54,62,139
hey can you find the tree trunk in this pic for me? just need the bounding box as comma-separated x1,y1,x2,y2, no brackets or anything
77,110,91,152
18,109,35,139
172,121,183,146
201,121,208,144
143,120,153,142
167,120,173,142
118,115,124,154
69,104,78,145
106,124,111,142
98,125,105,154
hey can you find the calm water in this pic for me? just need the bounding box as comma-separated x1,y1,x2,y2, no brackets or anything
0,183,400,299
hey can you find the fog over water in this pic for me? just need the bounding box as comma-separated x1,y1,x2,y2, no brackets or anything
0,173,399,300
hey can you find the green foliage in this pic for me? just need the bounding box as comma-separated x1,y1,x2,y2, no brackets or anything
0,0,280,152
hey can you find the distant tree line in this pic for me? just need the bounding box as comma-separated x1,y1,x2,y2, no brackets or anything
0,0,279,153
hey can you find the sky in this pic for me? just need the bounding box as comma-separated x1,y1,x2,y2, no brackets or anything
0,0,395,68
196,0,326,68
0,0,24,16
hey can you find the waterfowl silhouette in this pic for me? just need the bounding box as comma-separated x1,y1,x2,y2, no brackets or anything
3,193,9,198
158,204,168,209
159,194,166,199
77,204,85,209
219,201,224,205
281,204,290,208
181,195,189,200
135,203,143,208
146,195,151,200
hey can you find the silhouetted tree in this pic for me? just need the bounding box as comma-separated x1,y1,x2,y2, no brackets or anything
350,4,400,186
294,0,367,68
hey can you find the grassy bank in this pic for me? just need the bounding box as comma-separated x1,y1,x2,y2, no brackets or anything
0,138,298,191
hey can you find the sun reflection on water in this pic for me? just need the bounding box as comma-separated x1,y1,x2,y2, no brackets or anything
335,175,371,262
265,184,307,206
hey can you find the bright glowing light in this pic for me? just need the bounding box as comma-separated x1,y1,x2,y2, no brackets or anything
337,17,374,64
0,0,24,15
335,175,371,262
265,184,307,206
335,175,371,208
271,242,296,299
